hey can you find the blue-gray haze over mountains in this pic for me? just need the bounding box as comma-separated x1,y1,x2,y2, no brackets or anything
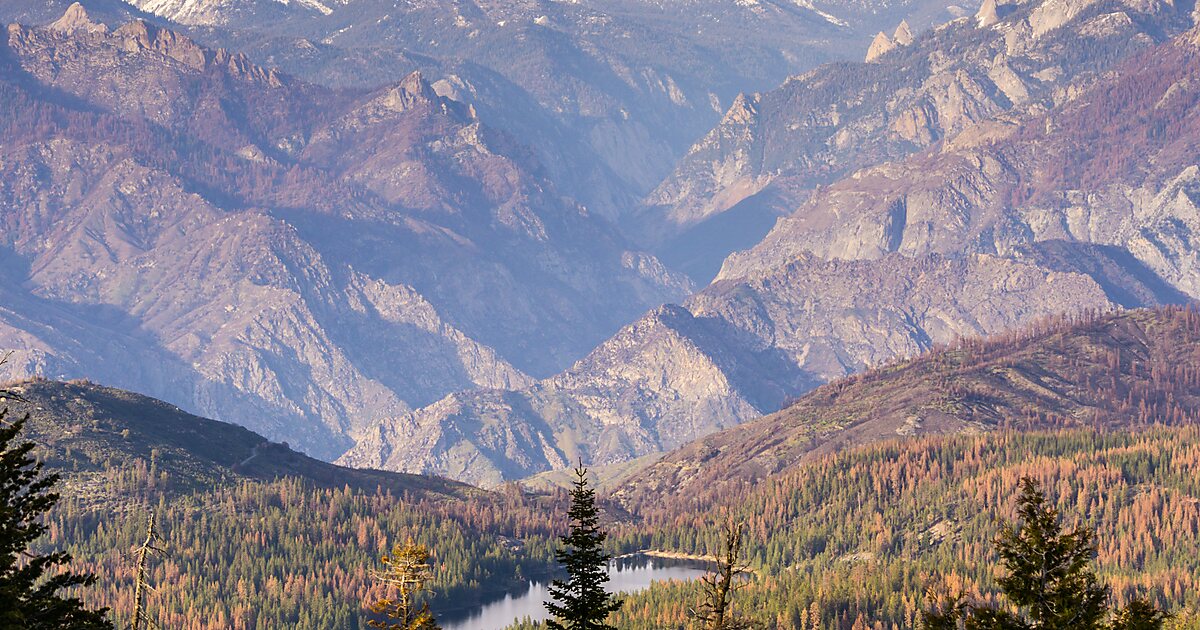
2,0,1199,485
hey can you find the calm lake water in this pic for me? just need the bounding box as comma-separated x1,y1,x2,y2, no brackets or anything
438,555,709,630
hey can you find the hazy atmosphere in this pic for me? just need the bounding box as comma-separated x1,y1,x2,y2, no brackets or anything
1,0,1199,627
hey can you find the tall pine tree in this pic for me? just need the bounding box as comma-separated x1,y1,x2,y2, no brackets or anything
545,463,621,630
0,407,112,629
922,477,1167,630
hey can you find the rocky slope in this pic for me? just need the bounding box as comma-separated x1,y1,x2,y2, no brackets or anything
639,0,1198,280
719,24,1200,285
614,307,1200,506
0,7,687,458
338,303,816,485
348,244,1179,485
350,9,1200,486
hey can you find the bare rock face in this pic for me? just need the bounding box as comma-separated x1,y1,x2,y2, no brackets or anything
357,13,1200,486
977,0,1002,27
636,0,1191,281
865,31,897,61
48,2,105,34
0,10,686,459
893,20,915,45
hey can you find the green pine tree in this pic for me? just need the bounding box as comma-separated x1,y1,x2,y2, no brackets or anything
544,463,621,630
922,477,1167,630
0,407,113,630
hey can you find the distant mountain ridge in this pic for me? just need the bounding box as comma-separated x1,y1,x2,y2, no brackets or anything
349,2,1200,486
0,6,687,458
638,0,1197,280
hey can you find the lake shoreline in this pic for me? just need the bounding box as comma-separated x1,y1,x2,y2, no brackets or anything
437,552,709,630
616,549,719,564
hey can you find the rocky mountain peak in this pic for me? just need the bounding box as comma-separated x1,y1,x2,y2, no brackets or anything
976,0,1002,27
865,31,897,61
723,92,760,125
893,19,914,45
113,19,207,69
49,2,106,35
378,71,441,113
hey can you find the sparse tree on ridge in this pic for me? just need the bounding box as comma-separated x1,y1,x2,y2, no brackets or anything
922,477,1168,630
0,406,113,629
545,462,622,630
366,538,440,630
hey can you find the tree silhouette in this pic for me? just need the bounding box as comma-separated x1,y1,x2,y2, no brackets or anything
545,463,621,630
692,519,758,630
366,538,440,630
0,408,113,629
922,477,1167,630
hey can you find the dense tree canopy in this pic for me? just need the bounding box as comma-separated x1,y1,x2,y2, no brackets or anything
921,478,1165,630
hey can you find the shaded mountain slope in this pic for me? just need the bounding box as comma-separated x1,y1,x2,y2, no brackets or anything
0,379,474,499
0,7,687,458
338,303,817,486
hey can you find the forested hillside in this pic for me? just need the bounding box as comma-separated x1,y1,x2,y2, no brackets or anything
2,380,565,629
9,308,1200,628
618,306,1200,505
604,427,1200,629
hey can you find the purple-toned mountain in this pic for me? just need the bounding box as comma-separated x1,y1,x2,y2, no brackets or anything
614,307,1200,507
639,0,1198,280
0,6,687,458
347,4,1200,486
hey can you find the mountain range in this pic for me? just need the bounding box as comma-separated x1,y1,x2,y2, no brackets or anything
0,7,687,459
346,0,1200,485
3,0,1200,486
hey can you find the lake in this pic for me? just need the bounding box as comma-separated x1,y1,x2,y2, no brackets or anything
438,555,709,630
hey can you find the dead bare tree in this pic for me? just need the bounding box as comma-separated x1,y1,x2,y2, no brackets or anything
691,519,759,630
131,511,166,630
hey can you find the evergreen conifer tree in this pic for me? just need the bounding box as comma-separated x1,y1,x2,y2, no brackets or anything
545,463,621,630
921,477,1167,630
0,407,113,629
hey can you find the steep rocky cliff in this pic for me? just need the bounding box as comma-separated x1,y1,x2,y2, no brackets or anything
354,9,1200,486
639,0,1196,280
0,7,686,458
